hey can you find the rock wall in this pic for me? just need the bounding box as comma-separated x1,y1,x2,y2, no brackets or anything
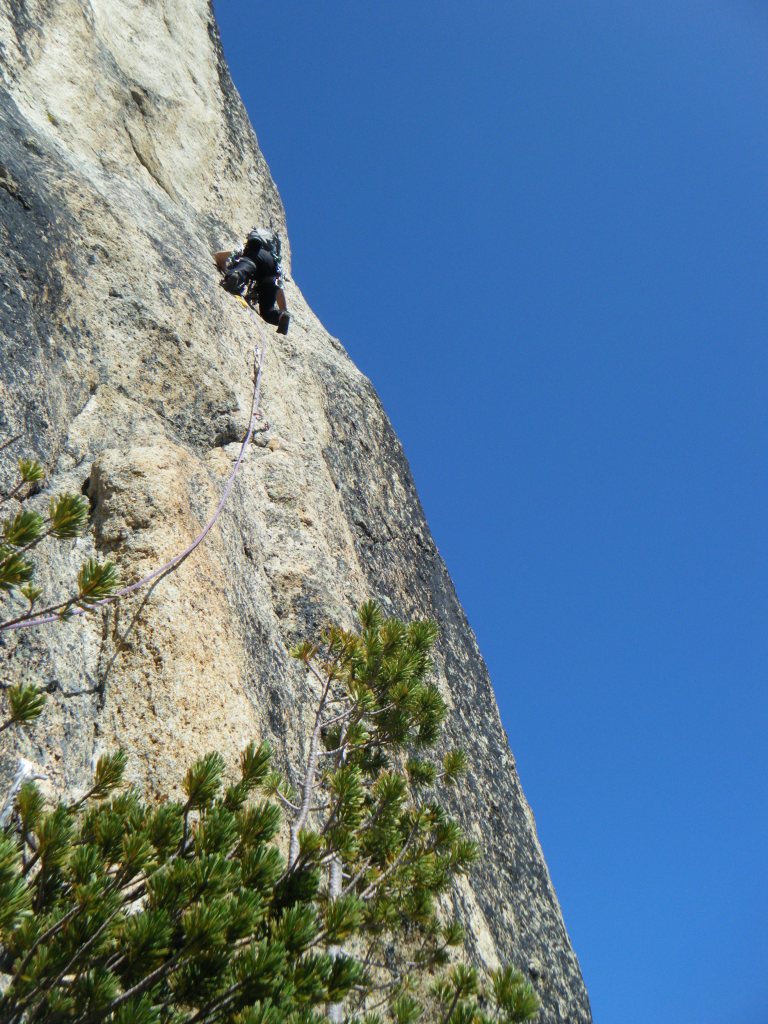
0,2,591,1020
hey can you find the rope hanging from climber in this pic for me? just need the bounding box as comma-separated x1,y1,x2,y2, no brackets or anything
1,299,269,633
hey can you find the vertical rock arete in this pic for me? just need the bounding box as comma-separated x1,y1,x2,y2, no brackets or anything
0,2,591,1020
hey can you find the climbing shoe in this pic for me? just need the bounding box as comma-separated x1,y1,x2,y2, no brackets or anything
277,311,290,336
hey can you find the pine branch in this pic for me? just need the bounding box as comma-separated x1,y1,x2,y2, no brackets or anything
20,905,123,1021
0,595,77,631
4,901,83,983
183,974,250,1024
273,789,301,813
342,856,373,896
320,706,358,728
320,737,375,758
359,823,419,901
288,663,336,867
355,976,408,1015
0,757,46,827
15,525,53,557
73,949,190,1024
440,988,462,1024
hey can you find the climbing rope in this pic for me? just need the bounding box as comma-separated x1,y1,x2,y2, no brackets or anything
1,300,268,633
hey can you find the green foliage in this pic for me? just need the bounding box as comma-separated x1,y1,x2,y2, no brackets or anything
16,781,46,834
323,894,364,944
0,440,120,630
0,547,34,591
281,604,539,1023
90,750,129,799
390,994,422,1024
490,967,542,1022
19,582,43,607
0,741,327,1024
48,493,89,539
2,683,47,729
184,751,226,809
0,606,539,1024
0,738,394,1024
3,508,45,547
76,557,121,606
18,458,45,483
431,963,539,1024
0,834,31,931
0,438,122,730
442,749,468,785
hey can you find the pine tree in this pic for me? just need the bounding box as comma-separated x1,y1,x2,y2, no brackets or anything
273,602,539,1022
0,605,540,1023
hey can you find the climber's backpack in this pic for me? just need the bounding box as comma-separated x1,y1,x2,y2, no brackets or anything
242,227,282,276
220,255,258,296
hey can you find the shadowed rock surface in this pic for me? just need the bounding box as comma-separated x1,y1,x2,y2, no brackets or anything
0,2,591,1020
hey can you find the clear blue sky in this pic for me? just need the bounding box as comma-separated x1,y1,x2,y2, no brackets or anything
212,3,768,1021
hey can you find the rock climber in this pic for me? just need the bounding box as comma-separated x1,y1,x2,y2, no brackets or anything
214,227,290,335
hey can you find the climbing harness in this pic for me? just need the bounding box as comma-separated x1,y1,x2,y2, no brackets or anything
1,302,268,633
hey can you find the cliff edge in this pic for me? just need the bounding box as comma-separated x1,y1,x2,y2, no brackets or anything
0,2,591,1020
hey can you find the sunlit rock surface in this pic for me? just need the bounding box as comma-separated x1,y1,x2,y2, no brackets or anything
0,2,591,1020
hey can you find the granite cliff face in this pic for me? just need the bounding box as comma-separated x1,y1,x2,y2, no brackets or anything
0,2,591,1020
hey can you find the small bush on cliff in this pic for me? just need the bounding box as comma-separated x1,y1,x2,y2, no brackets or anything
0,605,539,1024
0,437,120,730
